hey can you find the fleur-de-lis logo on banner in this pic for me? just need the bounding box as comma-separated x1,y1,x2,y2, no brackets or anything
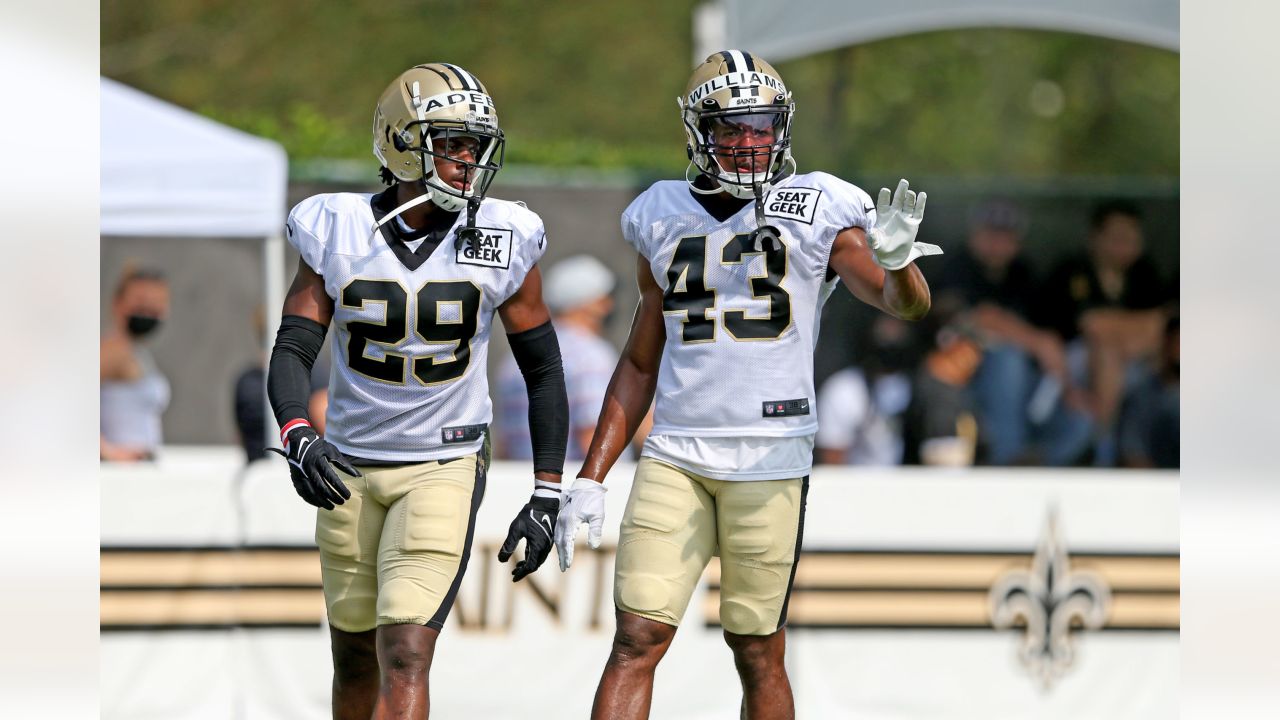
988,508,1111,689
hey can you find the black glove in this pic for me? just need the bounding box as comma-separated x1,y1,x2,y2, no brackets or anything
267,425,359,510
498,495,559,582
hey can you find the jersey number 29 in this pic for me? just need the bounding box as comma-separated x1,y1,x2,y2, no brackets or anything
340,279,481,386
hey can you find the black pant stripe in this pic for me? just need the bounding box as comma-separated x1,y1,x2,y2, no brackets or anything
426,451,488,630
776,475,810,631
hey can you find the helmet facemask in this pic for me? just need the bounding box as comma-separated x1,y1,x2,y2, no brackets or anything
398,121,505,213
687,107,793,200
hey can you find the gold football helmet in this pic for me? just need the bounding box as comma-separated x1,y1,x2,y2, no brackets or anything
678,50,795,200
372,63,504,214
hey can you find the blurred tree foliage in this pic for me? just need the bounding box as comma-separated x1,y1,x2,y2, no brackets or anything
103,1,1177,179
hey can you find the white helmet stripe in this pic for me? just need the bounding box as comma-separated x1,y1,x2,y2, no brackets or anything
727,49,749,74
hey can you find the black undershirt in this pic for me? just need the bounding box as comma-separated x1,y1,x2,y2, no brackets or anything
688,174,752,222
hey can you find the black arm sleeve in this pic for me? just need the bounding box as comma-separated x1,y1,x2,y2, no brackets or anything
267,315,328,427
508,321,569,475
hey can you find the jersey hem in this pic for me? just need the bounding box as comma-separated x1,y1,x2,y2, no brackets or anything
640,449,812,482
649,424,819,438
327,438,483,463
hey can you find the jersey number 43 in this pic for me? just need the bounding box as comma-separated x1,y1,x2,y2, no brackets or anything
663,233,791,343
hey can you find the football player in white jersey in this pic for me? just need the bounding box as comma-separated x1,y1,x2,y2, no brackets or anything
555,51,940,719
266,64,568,718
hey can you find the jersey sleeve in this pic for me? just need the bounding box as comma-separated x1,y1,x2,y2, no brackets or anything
496,204,550,306
620,187,654,257
816,172,876,233
285,196,331,275
810,173,876,274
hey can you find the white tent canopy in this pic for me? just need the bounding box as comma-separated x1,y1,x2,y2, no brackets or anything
100,77,287,237
694,0,1179,64
100,77,289,447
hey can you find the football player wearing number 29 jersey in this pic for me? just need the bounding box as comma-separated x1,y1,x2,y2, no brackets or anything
555,51,942,719
266,64,568,718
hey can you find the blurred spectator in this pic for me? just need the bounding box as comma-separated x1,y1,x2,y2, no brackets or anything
1117,315,1179,468
233,305,269,463
901,319,983,467
933,200,1092,466
101,267,171,461
497,255,637,459
233,308,331,463
1038,199,1173,464
815,314,917,465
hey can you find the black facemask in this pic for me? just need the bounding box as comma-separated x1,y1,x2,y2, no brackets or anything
127,314,163,338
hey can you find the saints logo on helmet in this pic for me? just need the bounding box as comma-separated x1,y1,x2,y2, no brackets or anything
372,63,505,213
678,50,795,200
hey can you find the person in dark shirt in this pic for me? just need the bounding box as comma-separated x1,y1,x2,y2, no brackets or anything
1038,200,1173,464
932,200,1092,466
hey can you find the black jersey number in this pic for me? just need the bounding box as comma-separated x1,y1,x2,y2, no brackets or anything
662,234,791,343
340,279,482,386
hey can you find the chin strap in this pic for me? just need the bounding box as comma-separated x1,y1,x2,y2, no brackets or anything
454,195,484,251
370,191,434,234
748,181,782,253
684,162,723,195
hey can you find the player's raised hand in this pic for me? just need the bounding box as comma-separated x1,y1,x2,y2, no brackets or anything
867,178,943,271
555,478,608,571
267,424,359,511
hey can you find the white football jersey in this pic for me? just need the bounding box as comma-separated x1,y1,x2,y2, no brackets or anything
623,171,875,440
287,192,546,461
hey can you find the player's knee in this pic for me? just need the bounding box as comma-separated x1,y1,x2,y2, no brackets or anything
380,630,435,676
609,620,672,667
724,629,784,673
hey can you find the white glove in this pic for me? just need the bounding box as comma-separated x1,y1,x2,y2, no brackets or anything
867,178,943,271
555,477,608,571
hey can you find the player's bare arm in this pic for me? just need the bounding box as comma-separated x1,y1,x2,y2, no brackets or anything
580,254,666,482
281,256,335,324
497,263,571,581
828,226,932,321
829,178,938,321
554,253,666,570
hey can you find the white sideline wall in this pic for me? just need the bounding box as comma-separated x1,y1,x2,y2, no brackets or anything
101,448,1178,720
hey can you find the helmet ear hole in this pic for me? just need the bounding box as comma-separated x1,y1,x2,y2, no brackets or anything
687,145,694,161
392,132,408,152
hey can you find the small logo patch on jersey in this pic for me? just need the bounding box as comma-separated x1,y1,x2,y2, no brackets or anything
764,188,822,225
441,424,486,444
455,228,512,269
762,398,810,418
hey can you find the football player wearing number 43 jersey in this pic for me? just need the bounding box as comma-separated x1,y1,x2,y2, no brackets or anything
266,64,568,718
555,51,941,719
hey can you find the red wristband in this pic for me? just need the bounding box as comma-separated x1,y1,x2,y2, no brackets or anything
279,419,312,444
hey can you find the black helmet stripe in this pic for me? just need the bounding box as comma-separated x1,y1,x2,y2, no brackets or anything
718,50,739,72
742,51,757,71
442,63,477,91
421,65,456,89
